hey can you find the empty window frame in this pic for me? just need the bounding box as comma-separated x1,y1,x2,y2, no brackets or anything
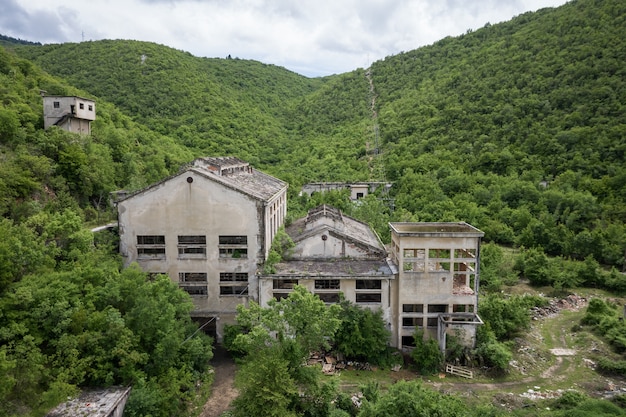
402,317,423,327
316,293,340,303
88,105,93,111
53,101,60,108
356,280,382,290
219,272,248,282
427,317,438,327
401,336,416,347
428,249,450,259
402,304,424,313
178,235,206,258
179,272,207,282
273,279,298,290
427,304,448,313
454,248,476,259
180,285,208,296
403,248,425,259
79,103,84,110
219,285,248,296
315,279,340,290
218,235,248,258
356,293,382,303
137,235,166,259
453,304,475,313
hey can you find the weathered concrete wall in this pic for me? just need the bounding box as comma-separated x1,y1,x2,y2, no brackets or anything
117,170,264,340
43,96,95,131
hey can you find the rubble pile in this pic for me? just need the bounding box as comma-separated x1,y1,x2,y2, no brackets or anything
531,295,587,320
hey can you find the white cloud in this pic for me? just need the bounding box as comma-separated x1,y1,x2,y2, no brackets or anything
1,0,569,77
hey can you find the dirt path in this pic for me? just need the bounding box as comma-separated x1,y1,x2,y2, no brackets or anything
199,346,238,417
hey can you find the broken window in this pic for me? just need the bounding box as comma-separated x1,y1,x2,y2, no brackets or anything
428,304,448,313
178,235,206,258
454,248,476,259
219,285,248,296
401,336,416,347
178,273,208,296
356,192,364,199
219,235,248,258
137,235,166,259
179,272,207,282
220,272,248,282
53,101,60,108
219,273,248,296
179,285,208,296
402,317,423,327
356,293,381,303
88,105,93,111
316,293,340,303
403,248,425,259
427,318,438,327
453,304,474,313
356,280,382,290
79,103,84,110
402,304,424,313
428,249,450,259
315,279,340,290
273,279,298,289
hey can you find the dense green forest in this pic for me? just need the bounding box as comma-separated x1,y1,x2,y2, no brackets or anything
1,0,625,415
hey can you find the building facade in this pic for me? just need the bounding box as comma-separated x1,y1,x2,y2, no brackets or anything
259,205,396,328
116,159,483,349
43,95,96,134
389,222,484,349
116,157,287,340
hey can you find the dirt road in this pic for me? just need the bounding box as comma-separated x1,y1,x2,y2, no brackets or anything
199,346,238,417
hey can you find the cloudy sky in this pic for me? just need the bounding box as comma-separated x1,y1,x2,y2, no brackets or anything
2,0,568,77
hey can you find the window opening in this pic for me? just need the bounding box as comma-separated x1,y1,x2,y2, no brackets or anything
316,293,340,303
219,235,248,258
315,279,340,290
178,235,206,258
356,293,381,303
356,280,382,290
273,279,298,290
137,235,165,259
402,317,423,327
402,304,424,313
428,304,448,313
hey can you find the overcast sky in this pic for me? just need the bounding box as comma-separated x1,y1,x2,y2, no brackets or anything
2,0,568,78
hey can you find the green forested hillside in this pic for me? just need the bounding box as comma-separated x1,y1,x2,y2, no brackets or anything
12,0,626,270
1,0,626,415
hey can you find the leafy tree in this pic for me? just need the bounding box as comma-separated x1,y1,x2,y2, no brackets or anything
334,299,391,365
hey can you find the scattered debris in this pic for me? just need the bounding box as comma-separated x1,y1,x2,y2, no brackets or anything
531,295,587,320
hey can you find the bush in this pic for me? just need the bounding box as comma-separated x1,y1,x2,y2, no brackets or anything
411,330,443,375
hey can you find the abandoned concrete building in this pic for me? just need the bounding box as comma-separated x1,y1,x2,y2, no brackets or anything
301,182,391,201
115,157,288,339
115,157,484,349
42,95,96,135
259,204,396,324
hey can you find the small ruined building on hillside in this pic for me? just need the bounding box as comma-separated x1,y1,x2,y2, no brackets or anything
42,94,96,135
114,157,483,350
300,181,391,201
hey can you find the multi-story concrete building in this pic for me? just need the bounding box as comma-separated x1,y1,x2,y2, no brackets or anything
115,157,288,340
389,222,484,350
42,95,96,135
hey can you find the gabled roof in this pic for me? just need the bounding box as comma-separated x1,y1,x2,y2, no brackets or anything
285,205,386,256
116,157,287,203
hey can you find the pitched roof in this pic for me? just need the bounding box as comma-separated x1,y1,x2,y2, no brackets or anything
285,205,386,256
116,157,287,203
